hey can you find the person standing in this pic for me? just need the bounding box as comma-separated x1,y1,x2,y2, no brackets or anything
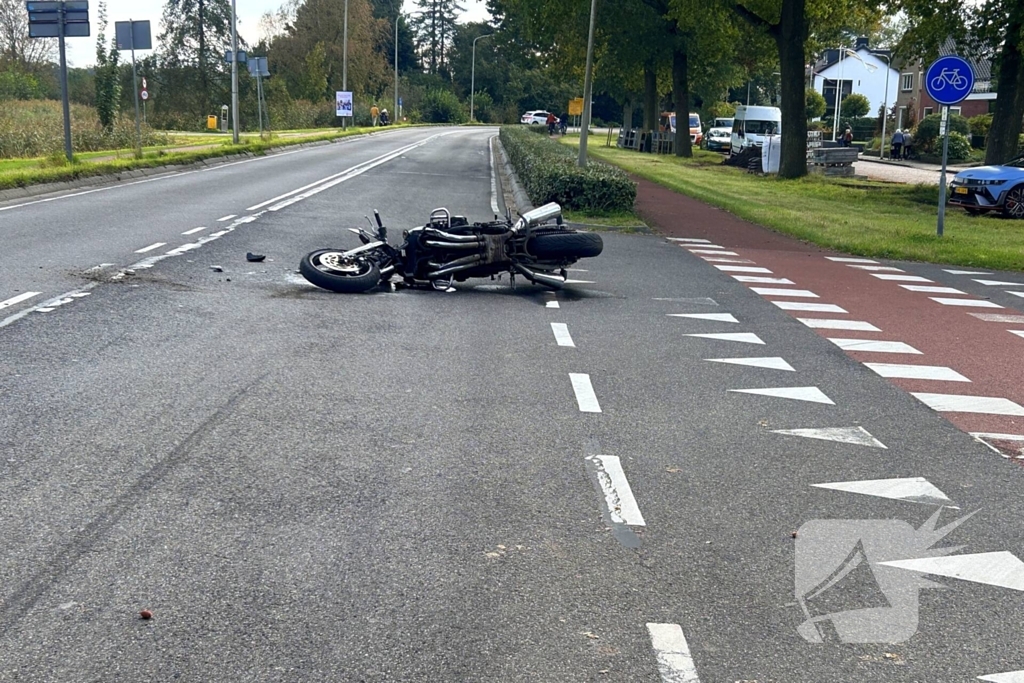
901,130,913,160
370,104,380,127
843,127,853,147
891,129,904,160
546,112,558,135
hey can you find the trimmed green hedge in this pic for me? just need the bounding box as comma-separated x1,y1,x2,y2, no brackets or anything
500,126,636,212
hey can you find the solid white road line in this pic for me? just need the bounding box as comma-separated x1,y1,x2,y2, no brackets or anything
550,323,575,347
829,338,922,354
686,332,765,344
797,318,880,331
182,226,208,235
974,279,1022,286
911,393,1024,415
732,275,794,284
667,237,710,243
585,455,646,526
0,292,42,310
899,285,966,294
751,287,819,298
827,257,877,263
945,269,990,275
569,373,601,413
488,134,501,215
848,265,904,272
813,477,955,506
545,301,560,309
880,551,1024,591
217,214,237,222
730,386,835,404
771,301,848,313
668,313,738,323
647,623,701,683
930,297,1003,308
871,273,934,282
864,363,971,382
714,265,771,273
134,242,167,253
706,356,795,371
970,313,1024,324
773,426,887,448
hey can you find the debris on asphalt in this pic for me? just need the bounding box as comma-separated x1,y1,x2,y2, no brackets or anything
139,610,153,620
246,252,266,262
210,265,224,272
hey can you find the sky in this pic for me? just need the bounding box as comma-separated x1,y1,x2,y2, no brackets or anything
64,0,491,68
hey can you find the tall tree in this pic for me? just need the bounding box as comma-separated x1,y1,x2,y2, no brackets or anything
94,1,121,131
412,0,465,75
159,0,235,116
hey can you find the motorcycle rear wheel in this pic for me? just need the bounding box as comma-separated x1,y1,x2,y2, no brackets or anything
300,249,381,293
528,232,604,259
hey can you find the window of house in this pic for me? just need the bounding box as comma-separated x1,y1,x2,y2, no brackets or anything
950,107,962,117
923,107,933,118
897,106,906,129
901,73,914,91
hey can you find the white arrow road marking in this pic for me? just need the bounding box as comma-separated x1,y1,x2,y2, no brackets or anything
647,623,701,683
900,285,967,294
812,477,955,506
864,363,971,382
978,670,1024,682
706,356,795,371
569,373,601,413
134,242,166,253
0,292,42,310
872,273,934,282
774,426,887,448
751,288,819,298
550,323,575,347
828,338,922,354
879,552,1024,591
668,313,738,323
667,237,710,243
732,275,795,284
686,332,765,344
827,257,877,263
973,279,1022,286
182,226,208,235
714,265,772,273
730,386,835,404
911,393,1024,416
848,265,904,272
585,455,645,526
545,301,560,309
970,313,1024,324
772,301,848,313
797,318,880,331
945,269,991,275
931,297,1003,308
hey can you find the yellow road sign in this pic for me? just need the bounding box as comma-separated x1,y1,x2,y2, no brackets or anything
568,98,584,116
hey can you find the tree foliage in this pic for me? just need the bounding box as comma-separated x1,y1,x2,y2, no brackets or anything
805,87,826,119
94,1,121,131
840,91,870,117
411,0,464,75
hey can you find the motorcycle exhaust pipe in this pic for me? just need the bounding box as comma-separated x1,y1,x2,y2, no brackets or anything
424,229,481,243
423,240,481,250
428,255,484,279
512,263,565,289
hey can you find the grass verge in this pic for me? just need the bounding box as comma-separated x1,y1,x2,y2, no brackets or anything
0,126,404,192
563,209,650,233
566,139,1024,272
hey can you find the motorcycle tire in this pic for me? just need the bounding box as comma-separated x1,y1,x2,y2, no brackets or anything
299,249,381,293
528,232,604,259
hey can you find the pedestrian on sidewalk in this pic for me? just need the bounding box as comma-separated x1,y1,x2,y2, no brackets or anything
843,127,853,147
902,130,913,160
891,129,904,160
546,112,558,135
371,104,380,127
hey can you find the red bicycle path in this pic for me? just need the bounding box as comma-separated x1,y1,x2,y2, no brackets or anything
633,177,1024,458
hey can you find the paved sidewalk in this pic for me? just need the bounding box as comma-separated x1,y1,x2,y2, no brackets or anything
853,155,977,185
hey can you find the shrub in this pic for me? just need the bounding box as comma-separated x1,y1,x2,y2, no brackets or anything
968,113,992,138
420,89,467,124
913,112,970,153
805,89,826,120
946,131,972,160
499,125,635,212
840,93,871,118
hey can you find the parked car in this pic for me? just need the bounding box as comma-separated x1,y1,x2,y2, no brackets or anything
659,112,703,146
704,124,732,152
948,155,1024,218
521,110,552,125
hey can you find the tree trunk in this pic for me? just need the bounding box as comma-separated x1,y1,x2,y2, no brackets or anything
775,0,808,178
643,66,658,132
672,47,691,157
623,100,633,130
984,8,1024,165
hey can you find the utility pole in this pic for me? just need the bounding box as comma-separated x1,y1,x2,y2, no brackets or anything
57,7,73,162
577,0,598,167
230,0,239,144
343,0,349,129
470,33,492,122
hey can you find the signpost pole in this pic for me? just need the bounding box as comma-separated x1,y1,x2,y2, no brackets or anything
57,5,73,162
937,105,950,236
230,0,239,144
130,20,142,157
576,0,598,168
257,68,264,137
924,55,973,237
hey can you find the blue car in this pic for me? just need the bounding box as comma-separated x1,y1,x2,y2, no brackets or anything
948,155,1024,218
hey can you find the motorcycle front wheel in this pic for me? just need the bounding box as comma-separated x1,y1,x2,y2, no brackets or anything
299,249,381,293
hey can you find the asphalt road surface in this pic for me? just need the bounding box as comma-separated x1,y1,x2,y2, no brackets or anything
2,126,1024,682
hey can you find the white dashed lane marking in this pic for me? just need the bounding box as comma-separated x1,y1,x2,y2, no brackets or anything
647,623,701,683
667,238,710,243
772,301,848,313
706,356,795,371
828,338,922,354
714,265,772,274
701,257,755,264
217,214,237,222
797,318,880,331
182,226,208,235
585,455,646,526
899,285,967,294
970,313,1024,324
550,323,575,347
848,265,904,272
750,287,818,298
134,242,167,254
569,373,601,413
974,279,1022,286
911,393,1024,416
0,292,42,310
545,301,560,309
684,244,725,249
930,297,1003,308
864,363,971,382
668,313,738,323
827,257,877,263
732,275,794,284
871,274,934,282
690,249,738,255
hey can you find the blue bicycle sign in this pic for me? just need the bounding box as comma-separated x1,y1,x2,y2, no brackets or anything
925,56,974,105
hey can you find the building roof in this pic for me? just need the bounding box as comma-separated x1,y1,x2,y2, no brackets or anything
939,36,992,81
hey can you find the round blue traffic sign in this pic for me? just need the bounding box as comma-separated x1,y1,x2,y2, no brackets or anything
925,55,975,106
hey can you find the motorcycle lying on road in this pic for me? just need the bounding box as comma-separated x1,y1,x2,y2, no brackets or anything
299,202,603,293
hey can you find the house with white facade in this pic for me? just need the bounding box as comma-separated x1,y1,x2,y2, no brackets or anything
811,37,899,121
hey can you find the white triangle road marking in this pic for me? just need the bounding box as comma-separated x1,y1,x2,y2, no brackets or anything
668,313,739,323
705,356,795,371
970,313,1024,324
864,363,971,382
797,318,880,331
1011,331,1024,339
772,301,848,313
880,551,1024,591
978,670,1024,682
812,476,955,506
899,285,966,294
872,274,934,282
1009,292,1024,298
732,275,795,284
686,332,765,344
714,265,772,273
751,287,819,298
973,279,1022,286
911,393,1024,416
730,386,835,404
774,426,887,448
827,257,877,263
848,265,904,272
945,269,991,275
829,338,922,354
931,297,1003,308
667,237,711,243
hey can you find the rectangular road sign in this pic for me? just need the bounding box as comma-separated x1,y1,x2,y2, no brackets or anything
29,23,59,37
115,20,151,50
63,22,89,36
26,1,62,10
568,97,584,116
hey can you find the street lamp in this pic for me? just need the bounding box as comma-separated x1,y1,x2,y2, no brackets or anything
470,33,492,122
577,0,598,168
876,53,893,159
231,0,239,143
342,0,348,129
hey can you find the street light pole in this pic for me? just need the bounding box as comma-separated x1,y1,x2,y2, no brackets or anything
879,53,892,159
833,48,845,141
231,0,239,144
577,0,598,168
394,12,399,120
343,0,348,129
470,33,492,122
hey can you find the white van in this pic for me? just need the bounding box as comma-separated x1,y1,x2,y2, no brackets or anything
730,105,782,156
